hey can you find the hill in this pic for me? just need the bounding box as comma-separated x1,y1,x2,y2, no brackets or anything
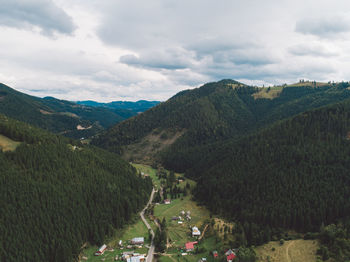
0,83,142,138
92,79,350,172
0,114,152,261
76,100,160,113
193,99,350,244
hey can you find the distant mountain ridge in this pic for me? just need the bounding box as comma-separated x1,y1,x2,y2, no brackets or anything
76,100,160,112
0,83,158,139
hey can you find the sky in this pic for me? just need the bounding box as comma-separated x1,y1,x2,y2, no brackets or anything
1,0,350,102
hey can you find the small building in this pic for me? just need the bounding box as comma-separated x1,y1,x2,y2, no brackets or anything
119,240,123,246
227,253,236,262
127,255,145,262
164,199,171,204
131,237,144,245
192,226,201,237
95,244,107,256
122,251,134,260
185,241,198,252
212,251,218,258
225,250,236,262
178,221,183,224
172,216,180,220
180,210,185,216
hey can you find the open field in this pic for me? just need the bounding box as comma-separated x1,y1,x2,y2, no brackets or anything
0,134,21,151
252,86,284,100
132,163,162,188
79,215,150,261
154,195,210,248
255,239,319,262
288,81,328,88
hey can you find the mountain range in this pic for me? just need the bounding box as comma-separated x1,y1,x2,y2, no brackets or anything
3,79,350,261
0,83,158,139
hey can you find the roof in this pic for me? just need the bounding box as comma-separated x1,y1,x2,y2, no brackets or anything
185,241,198,250
98,244,107,252
127,255,145,262
227,253,236,261
132,237,144,242
192,227,201,235
213,251,218,257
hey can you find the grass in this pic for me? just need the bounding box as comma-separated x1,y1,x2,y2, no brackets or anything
79,211,151,261
254,239,319,262
0,134,21,152
252,86,284,100
154,196,210,247
288,81,328,88
132,163,162,188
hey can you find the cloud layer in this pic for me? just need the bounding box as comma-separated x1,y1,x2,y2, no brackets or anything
0,0,76,35
1,0,350,101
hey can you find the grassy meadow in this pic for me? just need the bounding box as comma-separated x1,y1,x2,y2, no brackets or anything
0,134,21,151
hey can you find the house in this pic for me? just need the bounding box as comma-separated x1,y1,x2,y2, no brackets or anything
131,237,144,245
119,240,123,246
185,241,198,252
226,253,236,262
192,226,201,237
225,250,236,261
178,221,183,224
180,210,185,216
172,216,180,221
122,251,134,260
212,251,218,258
164,199,171,204
94,244,107,256
127,255,145,262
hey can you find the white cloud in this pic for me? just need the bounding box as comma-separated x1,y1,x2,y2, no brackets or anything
295,15,350,38
0,0,76,35
1,0,350,101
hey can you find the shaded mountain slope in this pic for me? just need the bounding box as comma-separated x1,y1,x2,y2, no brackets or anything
193,99,350,244
0,114,152,261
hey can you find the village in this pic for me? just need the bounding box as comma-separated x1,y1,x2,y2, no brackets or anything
79,164,242,262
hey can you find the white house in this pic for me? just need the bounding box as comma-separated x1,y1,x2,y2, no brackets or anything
192,226,201,237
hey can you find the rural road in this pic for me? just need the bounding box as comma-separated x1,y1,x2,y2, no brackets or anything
285,241,295,262
140,188,156,262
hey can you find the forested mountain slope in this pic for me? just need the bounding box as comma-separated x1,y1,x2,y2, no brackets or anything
0,83,137,138
93,79,350,171
194,100,350,244
0,114,152,261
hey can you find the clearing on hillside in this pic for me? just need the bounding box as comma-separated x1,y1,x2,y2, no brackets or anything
0,134,21,152
252,86,284,100
122,129,186,164
255,239,318,262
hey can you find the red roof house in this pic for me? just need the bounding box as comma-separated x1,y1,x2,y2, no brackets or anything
185,241,198,252
226,253,236,262
212,251,218,258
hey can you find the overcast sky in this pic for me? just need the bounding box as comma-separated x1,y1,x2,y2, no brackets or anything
1,0,350,101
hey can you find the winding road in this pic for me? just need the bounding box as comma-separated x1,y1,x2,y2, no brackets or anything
140,188,156,262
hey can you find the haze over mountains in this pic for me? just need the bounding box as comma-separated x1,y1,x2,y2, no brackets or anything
0,83,158,139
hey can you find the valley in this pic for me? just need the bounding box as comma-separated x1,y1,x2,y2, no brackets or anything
79,164,321,262
3,79,350,262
